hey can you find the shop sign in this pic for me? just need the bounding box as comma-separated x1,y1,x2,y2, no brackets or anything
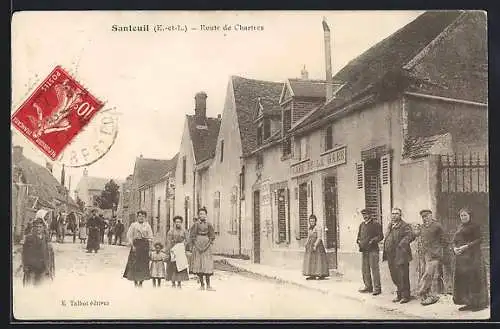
290,146,347,178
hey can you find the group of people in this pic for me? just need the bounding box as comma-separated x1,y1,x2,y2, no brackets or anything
122,207,216,291
84,209,125,253
302,206,489,312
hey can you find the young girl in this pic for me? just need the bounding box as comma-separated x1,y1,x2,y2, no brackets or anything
149,242,167,288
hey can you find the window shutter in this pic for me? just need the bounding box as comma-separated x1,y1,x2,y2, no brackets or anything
285,187,291,244
320,128,326,153
356,162,364,189
305,136,311,159
291,137,295,159
272,190,280,244
380,154,392,232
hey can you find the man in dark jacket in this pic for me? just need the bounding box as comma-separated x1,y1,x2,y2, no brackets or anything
114,219,125,245
356,209,384,295
22,216,53,286
383,207,415,304
86,209,101,253
416,209,447,306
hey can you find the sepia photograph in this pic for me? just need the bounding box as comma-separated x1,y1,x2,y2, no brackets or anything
10,10,489,320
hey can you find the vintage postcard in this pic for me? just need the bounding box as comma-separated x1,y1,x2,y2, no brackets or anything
11,10,489,320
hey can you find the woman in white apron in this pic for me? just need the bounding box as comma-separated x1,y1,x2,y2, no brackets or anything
165,216,189,288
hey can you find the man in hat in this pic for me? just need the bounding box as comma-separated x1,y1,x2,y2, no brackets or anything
86,209,101,253
416,209,446,306
114,219,125,245
383,207,415,304
22,210,54,286
356,209,384,295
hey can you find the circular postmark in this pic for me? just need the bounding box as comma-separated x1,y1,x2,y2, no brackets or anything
58,105,120,168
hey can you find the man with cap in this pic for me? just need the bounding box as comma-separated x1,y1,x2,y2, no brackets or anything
22,209,55,286
356,209,384,295
383,207,415,303
415,209,446,306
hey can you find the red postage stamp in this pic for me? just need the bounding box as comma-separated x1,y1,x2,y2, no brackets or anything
11,66,104,160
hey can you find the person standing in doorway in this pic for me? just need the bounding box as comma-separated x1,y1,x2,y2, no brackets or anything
190,207,216,291
302,214,329,280
452,208,489,311
383,207,415,304
166,216,190,288
86,209,101,253
123,210,153,287
356,209,383,295
416,209,447,306
114,219,124,245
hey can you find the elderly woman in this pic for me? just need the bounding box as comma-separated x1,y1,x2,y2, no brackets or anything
190,207,216,290
302,214,329,280
452,208,489,311
123,210,153,287
166,216,190,288
22,209,55,286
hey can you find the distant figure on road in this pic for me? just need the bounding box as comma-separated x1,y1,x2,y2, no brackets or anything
356,209,383,295
123,210,153,287
166,216,190,288
22,210,55,286
190,207,215,291
107,220,115,245
56,212,67,243
302,214,329,280
150,242,167,288
78,218,87,244
383,207,415,304
114,219,125,245
86,209,101,253
99,214,107,244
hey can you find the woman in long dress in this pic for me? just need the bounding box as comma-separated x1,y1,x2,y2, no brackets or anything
302,214,329,280
22,209,55,286
452,208,489,311
190,207,216,290
165,216,190,288
86,209,101,253
123,210,153,287
78,218,88,244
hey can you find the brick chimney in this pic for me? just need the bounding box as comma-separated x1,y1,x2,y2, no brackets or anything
13,145,23,164
46,162,53,173
322,17,333,101
195,92,207,119
301,65,309,80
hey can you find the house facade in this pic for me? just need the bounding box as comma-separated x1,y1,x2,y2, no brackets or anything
74,169,123,210
174,92,221,232
286,10,488,291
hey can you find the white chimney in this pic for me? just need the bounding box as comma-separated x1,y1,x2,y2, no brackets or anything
301,65,309,80
323,17,333,101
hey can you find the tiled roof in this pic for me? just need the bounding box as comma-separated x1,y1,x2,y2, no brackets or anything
14,154,78,208
288,79,342,99
187,116,221,164
140,153,179,187
292,11,465,132
231,76,283,156
133,156,175,188
405,11,487,103
402,132,451,159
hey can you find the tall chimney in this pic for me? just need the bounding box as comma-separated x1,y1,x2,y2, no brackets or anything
195,92,207,119
61,164,66,187
83,168,88,176
13,145,23,164
46,161,53,173
323,17,333,101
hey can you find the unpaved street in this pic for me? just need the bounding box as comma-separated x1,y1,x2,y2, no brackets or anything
13,241,418,320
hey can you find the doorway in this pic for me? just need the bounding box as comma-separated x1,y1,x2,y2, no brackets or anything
298,182,309,239
253,190,261,263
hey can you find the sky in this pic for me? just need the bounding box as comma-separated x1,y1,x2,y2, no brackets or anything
11,10,423,198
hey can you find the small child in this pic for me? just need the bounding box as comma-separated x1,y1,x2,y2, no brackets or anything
150,242,167,287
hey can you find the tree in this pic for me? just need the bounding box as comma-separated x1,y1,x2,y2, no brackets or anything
97,179,120,216
76,196,86,212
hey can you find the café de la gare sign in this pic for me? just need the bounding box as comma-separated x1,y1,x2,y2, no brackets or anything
290,146,347,178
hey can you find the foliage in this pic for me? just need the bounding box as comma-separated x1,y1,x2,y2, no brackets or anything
76,196,86,212
96,179,120,210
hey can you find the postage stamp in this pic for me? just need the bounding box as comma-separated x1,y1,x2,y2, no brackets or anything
11,65,104,160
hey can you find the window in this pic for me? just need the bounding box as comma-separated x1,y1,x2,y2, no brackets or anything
282,109,292,157
182,156,186,184
263,119,271,140
299,137,310,160
257,126,263,146
230,186,238,234
325,125,333,151
213,191,221,234
256,153,264,170
220,140,224,162
157,199,161,233
240,166,245,200
277,188,288,243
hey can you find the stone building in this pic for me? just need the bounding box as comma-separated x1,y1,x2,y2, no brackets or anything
74,169,123,210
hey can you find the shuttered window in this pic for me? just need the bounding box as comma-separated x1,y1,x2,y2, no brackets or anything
213,191,221,234
277,188,287,243
325,125,333,151
182,156,186,185
356,162,364,189
298,182,308,239
381,155,390,185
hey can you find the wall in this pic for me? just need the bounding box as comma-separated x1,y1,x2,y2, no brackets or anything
174,119,196,229
292,98,324,124
405,95,488,154
205,80,242,255
152,179,168,245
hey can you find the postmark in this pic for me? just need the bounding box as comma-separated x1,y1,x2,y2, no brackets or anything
11,66,104,161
